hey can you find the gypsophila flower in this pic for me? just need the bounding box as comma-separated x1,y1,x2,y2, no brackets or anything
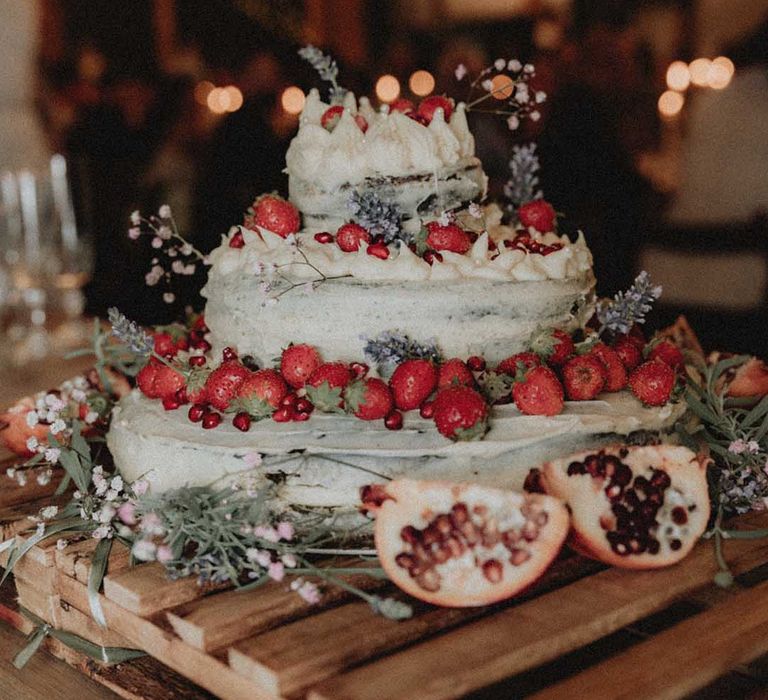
292,579,322,604
596,272,662,335
71,389,86,403
481,78,493,91
36,523,45,537
151,237,163,249
130,210,141,226
729,439,747,455
157,225,172,240
281,553,297,568
437,210,453,226
254,525,279,543
163,292,176,304
530,110,541,122
276,521,295,541
132,479,149,496
267,560,285,581
25,411,38,428
41,506,58,520
508,59,522,72
507,115,520,130
36,470,52,486
156,545,174,563
111,475,124,492
158,204,172,219
26,437,38,451
132,539,157,561
6,468,15,478
748,440,760,454
84,411,99,425
56,539,68,551
468,203,483,219
455,63,467,81
494,58,506,70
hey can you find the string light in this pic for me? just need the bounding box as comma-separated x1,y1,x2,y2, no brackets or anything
224,86,243,111
409,70,435,97
665,61,690,92
375,75,400,103
658,90,684,118
194,81,214,106
206,86,243,114
281,86,306,115
689,58,711,87
489,74,515,100
709,56,734,89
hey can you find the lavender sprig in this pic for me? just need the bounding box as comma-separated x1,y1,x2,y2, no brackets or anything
107,308,154,356
348,190,404,245
596,272,662,336
504,143,542,222
298,45,347,103
363,331,442,376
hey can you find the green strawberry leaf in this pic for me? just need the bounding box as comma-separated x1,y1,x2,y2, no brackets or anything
230,395,274,420
453,418,489,442
343,379,367,415
478,371,513,402
413,227,430,256
306,382,345,414
527,326,555,359
187,367,210,395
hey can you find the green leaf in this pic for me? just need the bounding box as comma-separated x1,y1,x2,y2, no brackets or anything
70,422,91,460
12,624,48,669
720,528,768,540
58,448,89,494
305,382,345,414
743,394,768,428
88,537,113,628
54,472,72,496
684,392,720,425
754,411,768,443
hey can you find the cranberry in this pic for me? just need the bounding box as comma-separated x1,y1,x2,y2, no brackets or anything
350,362,369,379
293,411,311,422
229,230,245,248
222,347,238,362
423,250,443,265
467,356,486,372
295,398,314,414
162,396,181,411
280,393,298,409
314,232,334,244
273,407,293,422
233,412,251,432
419,401,435,419
188,404,206,422
385,410,404,430
189,355,207,368
201,411,222,429
367,242,390,260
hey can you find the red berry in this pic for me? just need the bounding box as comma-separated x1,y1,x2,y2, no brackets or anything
613,336,644,371
307,362,352,390
272,406,294,423
314,232,334,244
336,223,371,252
233,412,251,432
350,362,369,379
512,366,564,416
497,352,541,376
293,410,312,422
432,386,489,441
281,393,298,409
194,339,212,353
153,333,176,358
629,360,676,406
589,343,628,392
417,95,454,123
517,199,557,233
466,356,486,372
204,361,250,411
175,387,189,404
189,355,207,368
229,230,245,248
346,378,394,420
548,330,575,367
541,244,563,256
562,355,607,401
222,347,238,362
389,359,438,411
354,114,369,132
295,398,314,414
280,344,322,389
423,250,444,265
366,242,390,259
244,194,300,238
321,105,345,130
201,411,222,429
389,98,415,114
425,222,472,254
162,396,181,411
136,363,185,400
236,369,289,409
437,358,475,391
384,410,404,430
188,404,205,422
419,400,435,419
648,340,685,372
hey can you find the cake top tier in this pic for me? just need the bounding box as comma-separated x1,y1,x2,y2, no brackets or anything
285,89,477,190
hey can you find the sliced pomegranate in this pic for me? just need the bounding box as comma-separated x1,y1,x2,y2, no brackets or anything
537,445,710,569
367,479,569,607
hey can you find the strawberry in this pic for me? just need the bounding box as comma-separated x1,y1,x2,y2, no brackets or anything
528,328,574,367
389,359,438,411
432,386,489,441
517,199,557,233
613,335,644,371
204,361,250,411
345,378,393,420
629,360,676,406
336,223,371,252
389,98,415,114
562,354,607,401
384,410,404,430
437,358,475,391
512,365,564,416
280,344,322,388
243,194,300,238
306,362,352,412
497,352,541,376
589,342,628,392
153,332,177,358
229,229,245,248
425,222,472,254
234,369,288,418
417,95,454,123
648,340,685,372
321,105,368,132
367,242,390,259
184,367,210,404
136,363,185,400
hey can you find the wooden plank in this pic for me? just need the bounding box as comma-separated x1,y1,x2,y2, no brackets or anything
57,572,278,700
55,538,132,584
103,563,217,617
0,495,65,542
15,576,61,626
166,569,386,652
308,515,768,700
57,598,135,649
534,578,768,700
12,548,57,590
0,466,64,509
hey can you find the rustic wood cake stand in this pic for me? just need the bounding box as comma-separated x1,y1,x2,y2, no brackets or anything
3,459,768,699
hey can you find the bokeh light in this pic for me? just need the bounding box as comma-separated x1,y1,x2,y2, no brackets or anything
709,56,734,89
206,87,228,114
489,74,515,100
689,58,712,87
665,61,690,92
281,86,306,114
375,74,401,103
658,90,685,118
223,86,243,111
194,80,214,106
409,70,435,97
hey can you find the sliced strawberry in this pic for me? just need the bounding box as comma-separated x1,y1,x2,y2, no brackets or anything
345,378,393,420
512,365,564,416
589,343,628,392
437,358,475,391
425,222,472,254
517,199,557,233
389,359,438,411
417,95,454,123
229,229,245,248
243,194,300,238
204,361,250,411
320,105,345,130
336,223,371,252
432,386,489,441
629,360,676,407
613,335,644,371
280,344,322,389
497,352,541,376
562,355,607,401
648,340,685,372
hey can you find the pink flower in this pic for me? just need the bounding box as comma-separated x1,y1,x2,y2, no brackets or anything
156,545,174,563
243,452,262,468
151,237,163,249
729,439,747,455
117,501,137,525
267,561,285,581
454,63,467,81
132,479,149,496
296,580,321,604
128,227,141,240
277,521,294,541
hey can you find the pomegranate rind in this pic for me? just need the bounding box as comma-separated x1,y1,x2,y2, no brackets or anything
372,479,569,607
540,445,710,570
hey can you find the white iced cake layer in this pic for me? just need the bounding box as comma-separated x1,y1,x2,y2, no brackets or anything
285,90,486,228
202,227,595,366
109,390,686,513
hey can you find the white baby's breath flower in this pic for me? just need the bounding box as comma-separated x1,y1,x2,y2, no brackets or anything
163,292,176,304
507,115,520,130
180,242,193,256
132,539,157,561
92,525,113,540
157,225,172,240
454,63,467,81
50,419,67,435
71,389,87,403
6,467,15,478
524,63,534,73
36,522,45,537
128,227,141,240
85,411,99,425
158,204,172,219
171,260,185,274
56,538,68,551
130,210,141,226
530,110,541,122
25,411,39,428
494,58,506,70
41,505,58,520
36,469,52,486
535,90,547,104
508,59,522,72
481,79,493,92
105,489,118,502
26,437,39,451
468,202,482,219
111,475,124,492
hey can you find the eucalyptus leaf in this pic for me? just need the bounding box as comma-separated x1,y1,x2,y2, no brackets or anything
742,394,768,428
88,537,112,628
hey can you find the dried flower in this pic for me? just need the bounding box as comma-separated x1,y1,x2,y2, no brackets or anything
363,331,442,376
298,45,347,103
596,272,662,335
348,190,403,245
108,308,154,356
504,142,542,217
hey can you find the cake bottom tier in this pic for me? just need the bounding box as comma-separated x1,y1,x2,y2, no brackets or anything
108,392,685,515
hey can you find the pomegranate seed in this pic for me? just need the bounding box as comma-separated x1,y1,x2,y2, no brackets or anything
367,242,390,259
280,393,298,409
222,347,238,362
189,355,207,368
385,410,403,430
233,412,251,432
188,404,206,422
503,239,515,248
350,362,369,379
175,387,189,404
419,400,435,419
293,411,311,422
295,398,314,414
482,559,503,583
162,396,181,411
423,250,443,265
488,240,498,251
195,339,212,353
229,230,245,248
273,407,293,422
201,411,222,429
314,232,334,244
466,356,486,372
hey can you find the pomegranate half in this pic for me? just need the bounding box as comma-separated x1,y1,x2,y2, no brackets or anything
536,445,710,569
365,479,570,607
